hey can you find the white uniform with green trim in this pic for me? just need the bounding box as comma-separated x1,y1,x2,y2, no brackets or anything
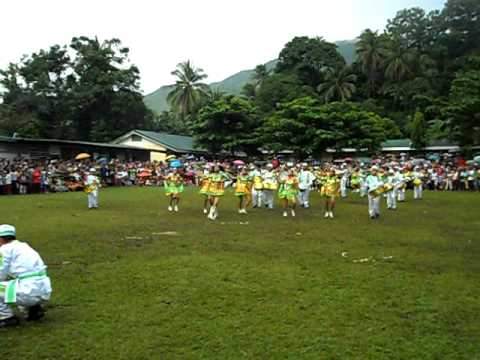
0,240,52,319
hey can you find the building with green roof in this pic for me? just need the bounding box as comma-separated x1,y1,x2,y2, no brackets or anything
112,130,206,161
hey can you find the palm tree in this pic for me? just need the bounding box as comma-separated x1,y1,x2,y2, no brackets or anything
356,29,388,95
205,88,225,102
167,60,209,119
384,43,414,82
316,66,357,103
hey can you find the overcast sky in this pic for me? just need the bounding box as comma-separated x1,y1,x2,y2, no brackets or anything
1,0,445,94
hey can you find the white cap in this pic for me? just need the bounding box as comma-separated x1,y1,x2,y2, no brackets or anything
0,224,16,237
89,168,96,173
371,166,379,171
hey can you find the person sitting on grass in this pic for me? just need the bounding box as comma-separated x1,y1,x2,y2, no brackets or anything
0,224,52,328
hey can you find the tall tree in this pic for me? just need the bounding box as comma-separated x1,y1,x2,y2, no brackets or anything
69,36,153,141
0,36,153,141
383,41,415,82
261,97,398,157
276,36,345,87
409,110,427,149
386,7,433,51
193,96,260,155
255,72,316,114
444,56,480,149
442,0,480,58
167,60,209,120
355,29,388,96
316,66,357,103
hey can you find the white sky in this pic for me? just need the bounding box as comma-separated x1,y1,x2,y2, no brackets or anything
1,0,445,94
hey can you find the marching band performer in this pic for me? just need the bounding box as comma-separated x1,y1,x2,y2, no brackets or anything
413,166,423,200
250,165,264,208
278,167,299,217
85,168,100,209
339,164,349,198
262,164,277,209
0,225,52,327
350,168,361,194
164,168,184,212
366,166,383,219
359,167,368,197
206,165,230,220
235,167,252,214
321,167,340,218
297,163,315,208
397,168,408,202
199,166,211,214
386,169,398,210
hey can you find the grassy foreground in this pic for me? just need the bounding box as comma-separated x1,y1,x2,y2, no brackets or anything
1,187,479,359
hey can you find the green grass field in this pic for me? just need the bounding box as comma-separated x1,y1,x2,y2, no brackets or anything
1,187,479,359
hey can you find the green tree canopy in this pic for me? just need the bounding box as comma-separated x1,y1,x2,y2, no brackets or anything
443,57,480,148
193,96,260,155
0,36,153,141
409,110,427,149
255,72,316,114
276,36,345,87
261,97,398,158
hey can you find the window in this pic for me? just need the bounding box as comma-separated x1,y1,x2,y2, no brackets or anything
131,134,142,142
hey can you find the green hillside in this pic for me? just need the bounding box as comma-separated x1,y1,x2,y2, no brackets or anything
144,40,356,114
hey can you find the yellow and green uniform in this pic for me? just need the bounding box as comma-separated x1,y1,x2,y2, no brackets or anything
350,171,360,189
164,173,184,196
315,171,327,193
321,175,340,198
207,172,230,197
278,175,299,201
235,175,252,196
199,174,211,195
252,175,263,191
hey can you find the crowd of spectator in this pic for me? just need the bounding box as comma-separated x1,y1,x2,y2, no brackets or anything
0,154,479,195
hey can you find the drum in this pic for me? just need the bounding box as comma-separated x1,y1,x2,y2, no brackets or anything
383,183,394,193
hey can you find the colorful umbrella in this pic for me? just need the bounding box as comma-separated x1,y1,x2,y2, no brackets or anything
170,159,182,168
233,160,245,166
75,153,91,160
474,155,480,163
166,155,176,161
138,170,151,178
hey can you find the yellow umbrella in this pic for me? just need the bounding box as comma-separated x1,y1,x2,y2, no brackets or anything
166,155,176,160
75,153,91,160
